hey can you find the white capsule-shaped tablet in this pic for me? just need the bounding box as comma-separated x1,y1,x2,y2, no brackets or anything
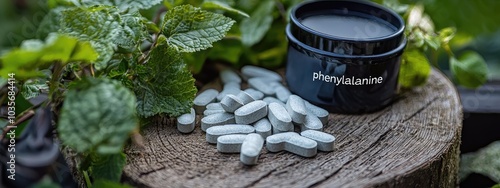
236,91,255,105
300,130,335,152
263,97,285,107
203,109,226,116
234,100,268,125
223,81,241,89
268,102,293,131
286,95,307,124
220,69,241,84
244,88,264,100
206,103,224,111
217,87,241,101
300,113,323,132
220,94,244,113
253,118,272,139
240,133,264,165
193,89,219,114
177,108,195,133
206,125,255,144
266,132,317,157
275,85,292,103
241,65,282,81
217,134,247,153
304,101,329,124
201,112,235,131
272,123,294,134
248,78,276,96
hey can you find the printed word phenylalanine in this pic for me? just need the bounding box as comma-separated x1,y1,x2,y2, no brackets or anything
312,71,383,86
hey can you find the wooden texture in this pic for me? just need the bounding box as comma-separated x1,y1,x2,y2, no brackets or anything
123,70,462,188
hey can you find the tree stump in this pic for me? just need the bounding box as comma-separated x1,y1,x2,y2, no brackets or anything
123,69,462,188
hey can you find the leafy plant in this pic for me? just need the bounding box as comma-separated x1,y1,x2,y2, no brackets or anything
0,0,234,187
379,0,489,88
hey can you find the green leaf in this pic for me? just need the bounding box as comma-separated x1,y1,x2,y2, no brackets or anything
459,141,500,183
58,77,138,154
115,11,150,51
21,79,49,100
201,0,249,18
184,50,208,74
0,34,97,80
90,152,126,182
439,27,456,44
134,37,197,117
398,49,431,88
59,6,122,70
450,51,488,88
161,4,235,52
37,8,64,40
31,176,61,188
63,0,162,12
239,0,275,46
93,180,132,188
493,184,500,188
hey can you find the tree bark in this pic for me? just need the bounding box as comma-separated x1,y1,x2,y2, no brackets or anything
123,69,462,188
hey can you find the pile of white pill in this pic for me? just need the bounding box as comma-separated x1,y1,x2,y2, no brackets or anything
176,65,336,165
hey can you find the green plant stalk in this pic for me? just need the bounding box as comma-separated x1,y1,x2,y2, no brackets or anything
48,61,64,101
83,170,92,187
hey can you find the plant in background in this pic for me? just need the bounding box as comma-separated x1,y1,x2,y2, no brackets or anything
0,0,235,187
377,0,489,89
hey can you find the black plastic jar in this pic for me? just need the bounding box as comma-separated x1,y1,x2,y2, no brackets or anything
285,0,407,113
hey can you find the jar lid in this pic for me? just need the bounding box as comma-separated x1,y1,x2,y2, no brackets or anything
290,0,405,55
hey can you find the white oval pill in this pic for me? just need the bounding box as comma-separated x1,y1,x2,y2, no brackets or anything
286,95,307,124
217,134,247,153
248,78,276,96
220,69,241,84
217,87,241,101
220,94,244,113
253,118,272,139
241,65,282,81
203,109,226,116
263,97,285,107
193,89,219,114
300,130,335,152
268,102,293,131
177,108,195,133
240,133,264,165
244,88,264,100
206,103,224,110
266,132,317,157
201,112,235,131
275,84,292,103
236,91,255,105
300,113,323,132
304,101,329,124
206,125,255,144
234,100,268,125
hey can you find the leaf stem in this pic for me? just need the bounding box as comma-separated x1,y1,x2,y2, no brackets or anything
83,171,92,187
49,61,64,101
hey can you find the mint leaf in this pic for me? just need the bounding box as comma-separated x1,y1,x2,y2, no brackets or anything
91,152,126,182
450,51,488,88
93,180,132,188
134,37,197,117
58,78,138,154
240,0,275,46
21,79,49,100
60,6,122,70
398,49,431,88
116,12,149,50
63,0,162,12
161,5,235,52
201,1,250,18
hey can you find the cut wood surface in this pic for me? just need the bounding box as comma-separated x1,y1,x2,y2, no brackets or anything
123,69,462,188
